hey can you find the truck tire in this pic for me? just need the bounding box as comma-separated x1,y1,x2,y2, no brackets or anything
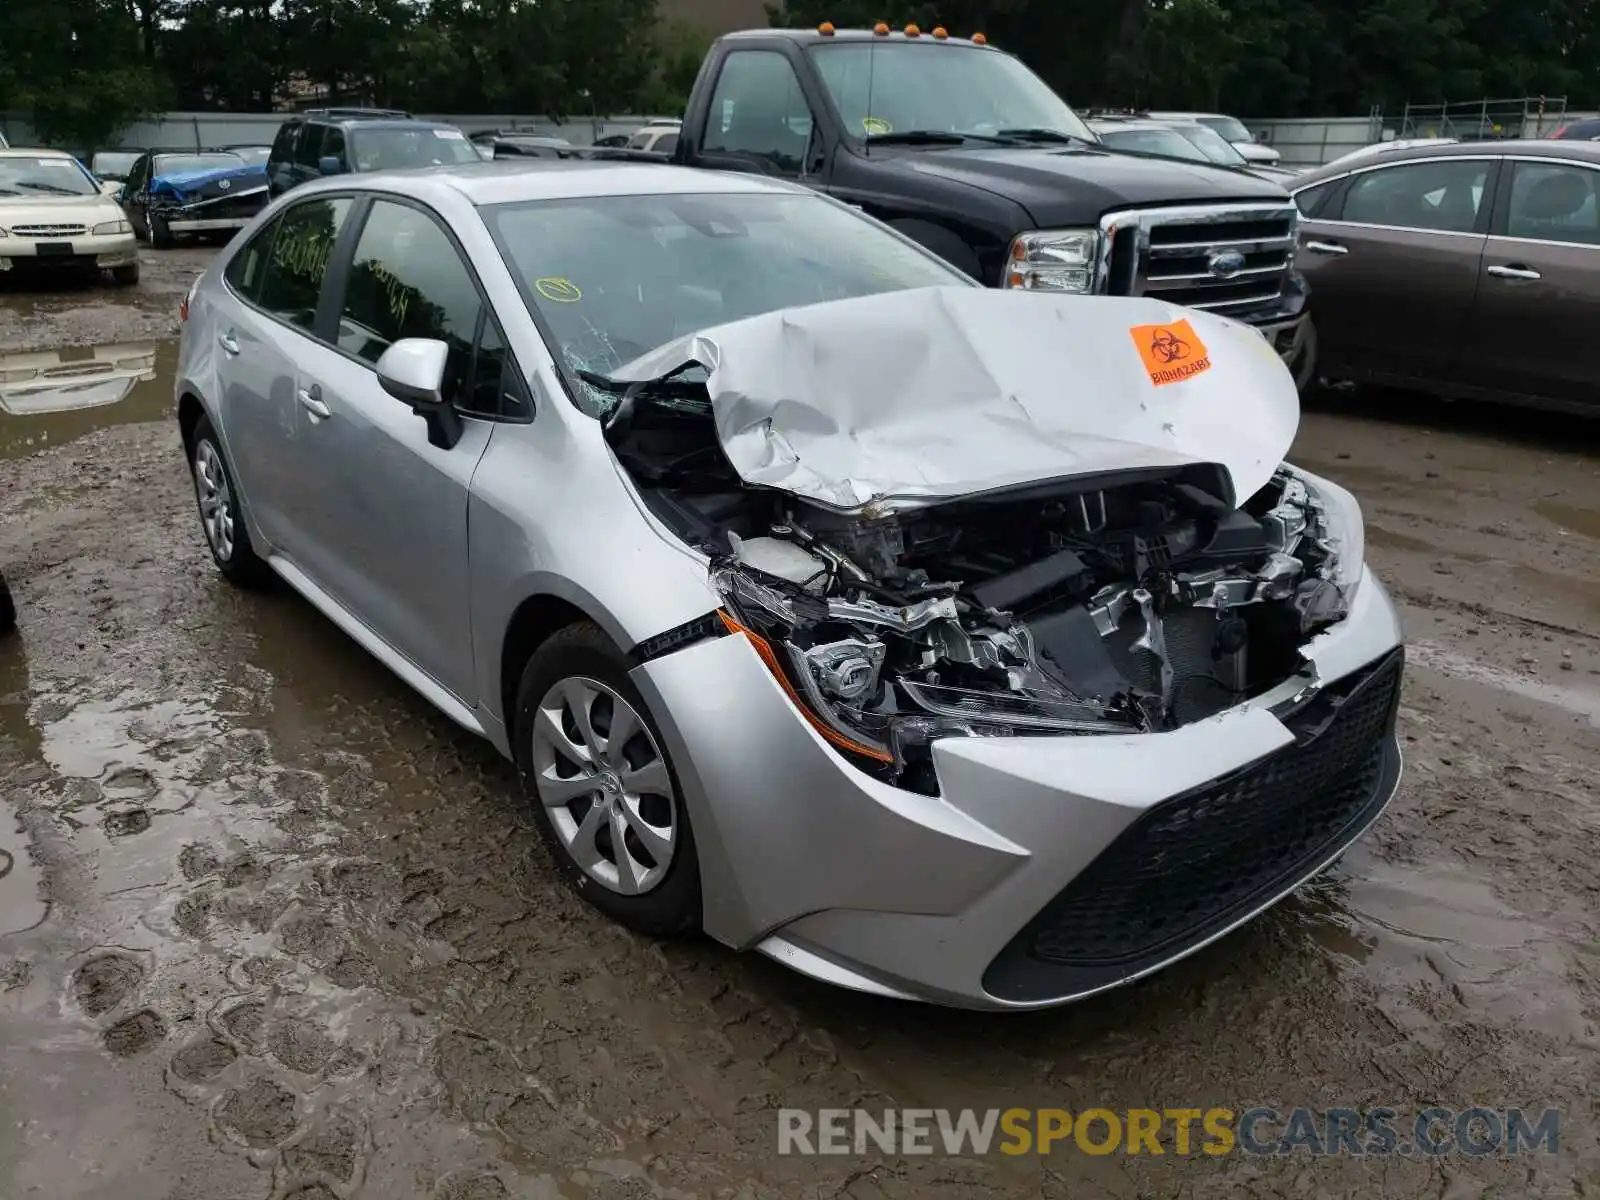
888,219,985,283
151,214,174,248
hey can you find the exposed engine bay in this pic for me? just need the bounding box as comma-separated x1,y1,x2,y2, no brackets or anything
601,373,1357,794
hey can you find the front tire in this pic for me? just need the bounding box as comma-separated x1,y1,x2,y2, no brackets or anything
150,214,174,248
111,263,140,287
513,622,701,936
0,571,15,635
190,416,270,587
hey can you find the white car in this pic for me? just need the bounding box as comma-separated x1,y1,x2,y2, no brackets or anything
626,120,682,153
1147,111,1281,165
0,148,140,285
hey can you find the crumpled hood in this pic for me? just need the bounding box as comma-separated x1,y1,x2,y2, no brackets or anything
609,287,1300,512
150,163,267,201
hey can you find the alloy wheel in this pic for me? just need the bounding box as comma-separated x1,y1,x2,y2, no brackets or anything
529,675,678,895
193,439,235,563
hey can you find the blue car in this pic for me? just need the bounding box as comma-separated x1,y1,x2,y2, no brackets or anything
119,149,270,246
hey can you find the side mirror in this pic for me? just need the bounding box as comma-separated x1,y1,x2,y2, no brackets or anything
318,155,345,175
376,338,462,449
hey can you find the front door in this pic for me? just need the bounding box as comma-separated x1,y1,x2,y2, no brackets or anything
1297,155,1497,386
287,196,501,703
1459,156,1600,410
693,48,828,183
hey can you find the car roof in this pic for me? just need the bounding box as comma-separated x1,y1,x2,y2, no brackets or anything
721,26,995,49
1296,137,1600,186
1090,119,1184,133
291,160,808,207
0,147,79,159
1147,110,1224,120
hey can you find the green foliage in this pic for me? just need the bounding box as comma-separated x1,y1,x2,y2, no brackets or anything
1,0,1595,148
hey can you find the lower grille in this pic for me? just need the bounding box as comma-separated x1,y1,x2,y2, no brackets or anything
982,647,1403,1003
1101,202,1297,317
9,224,88,238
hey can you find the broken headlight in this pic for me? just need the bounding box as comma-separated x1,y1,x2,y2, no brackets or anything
1294,466,1366,600
712,561,1132,787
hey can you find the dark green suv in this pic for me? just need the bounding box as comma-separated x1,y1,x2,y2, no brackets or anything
265,108,480,197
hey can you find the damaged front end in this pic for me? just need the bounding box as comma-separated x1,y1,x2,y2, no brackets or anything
149,165,269,233
587,289,1365,795
597,387,1362,799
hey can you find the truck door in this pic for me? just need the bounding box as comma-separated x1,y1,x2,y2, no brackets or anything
688,49,829,186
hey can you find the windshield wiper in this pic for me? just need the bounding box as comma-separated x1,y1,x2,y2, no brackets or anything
865,130,1006,146
993,128,1097,147
16,181,84,195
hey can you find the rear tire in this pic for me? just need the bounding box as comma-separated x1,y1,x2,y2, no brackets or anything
513,621,702,936
190,415,271,587
111,263,140,287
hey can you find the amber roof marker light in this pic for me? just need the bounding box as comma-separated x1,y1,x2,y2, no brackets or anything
905,23,921,37
817,21,835,35
932,26,949,39
972,32,988,45
873,21,889,35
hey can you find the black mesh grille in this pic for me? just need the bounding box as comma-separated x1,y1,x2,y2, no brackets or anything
983,648,1403,1002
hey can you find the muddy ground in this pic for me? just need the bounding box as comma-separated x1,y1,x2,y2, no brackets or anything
0,247,1596,1199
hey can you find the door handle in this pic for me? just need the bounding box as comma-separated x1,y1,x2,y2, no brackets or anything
1487,264,1541,281
297,383,331,420
218,331,241,356
1303,240,1348,256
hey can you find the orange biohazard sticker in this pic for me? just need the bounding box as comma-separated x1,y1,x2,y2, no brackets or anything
1130,318,1211,386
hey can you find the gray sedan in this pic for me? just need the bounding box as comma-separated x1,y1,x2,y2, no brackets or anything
175,161,1404,1008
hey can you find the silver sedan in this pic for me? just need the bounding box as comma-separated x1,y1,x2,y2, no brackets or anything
175,161,1404,1009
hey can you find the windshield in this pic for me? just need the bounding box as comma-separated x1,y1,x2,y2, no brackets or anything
154,153,243,178
226,146,271,165
91,152,141,180
0,155,99,196
1197,115,1254,144
810,43,1094,143
1169,123,1247,166
1096,127,1211,163
484,190,974,417
349,127,481,171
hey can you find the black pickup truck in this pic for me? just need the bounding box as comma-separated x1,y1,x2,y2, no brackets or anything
656,24,1313,385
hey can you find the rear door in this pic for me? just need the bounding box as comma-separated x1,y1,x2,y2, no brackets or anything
1297,155,1498,385
286,195,506,703
212,195,356,551
1458,155,1600,411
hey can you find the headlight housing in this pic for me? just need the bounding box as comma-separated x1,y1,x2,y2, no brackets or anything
1003,228,1100,292
93,219,132,236
712,561,1138,791
1292,467,1366,598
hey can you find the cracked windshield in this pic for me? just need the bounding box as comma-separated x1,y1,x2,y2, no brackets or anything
2,3,1599,1199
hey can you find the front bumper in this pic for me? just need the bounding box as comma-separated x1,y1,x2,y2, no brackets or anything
631,572,1405,1010
0,233,138,270
163,215,252,234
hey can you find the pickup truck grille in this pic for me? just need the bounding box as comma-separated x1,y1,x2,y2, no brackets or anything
1101,202,1298,318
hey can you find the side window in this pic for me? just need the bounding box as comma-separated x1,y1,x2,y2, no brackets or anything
295,124,326,168
462,313,515,419
128,156,148,192
627,131,652,149
1505,161,1599,245
1292,181,1334,218
336,199,483,408
322,127,346,167
655,133,680,156
1339,160,1489,233
256,197,352,331
702,51,816,175
225,214,281,303
270,122,299,163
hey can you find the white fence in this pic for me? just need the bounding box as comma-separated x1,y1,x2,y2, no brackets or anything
0,111,674,151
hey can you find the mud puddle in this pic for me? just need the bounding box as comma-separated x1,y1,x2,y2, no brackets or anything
0,339,173,459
